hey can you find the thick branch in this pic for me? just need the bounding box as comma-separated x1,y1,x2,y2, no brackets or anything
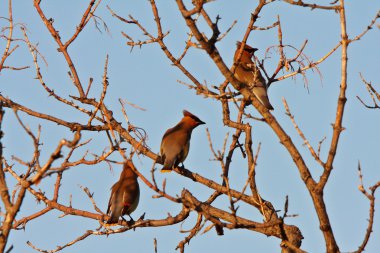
176,0,315,192
181,189,303,249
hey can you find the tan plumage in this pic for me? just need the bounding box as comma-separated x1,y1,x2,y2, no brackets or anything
234,41,274,110
106,161,140,224
160,110,205,173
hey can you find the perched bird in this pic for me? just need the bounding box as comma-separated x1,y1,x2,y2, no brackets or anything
160,110,205,173
233,41,274,110
106,161,140,224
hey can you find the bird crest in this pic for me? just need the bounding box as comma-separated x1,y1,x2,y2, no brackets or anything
183,110,205,125
236,41,258,54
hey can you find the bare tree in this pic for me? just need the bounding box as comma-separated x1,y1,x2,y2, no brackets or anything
0,0,379,253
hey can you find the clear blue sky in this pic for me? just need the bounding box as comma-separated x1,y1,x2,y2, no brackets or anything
1,1,380,252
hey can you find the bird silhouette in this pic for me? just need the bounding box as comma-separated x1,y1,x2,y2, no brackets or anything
160,110,205,173
234,41,273,110
106,161,140,224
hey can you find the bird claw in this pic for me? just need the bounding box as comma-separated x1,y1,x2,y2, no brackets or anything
126,217,137,230
138,212,146,221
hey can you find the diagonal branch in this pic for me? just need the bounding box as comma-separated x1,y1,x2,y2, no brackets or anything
283,98,325,168
175,0,315,194
352,163,380,253
33,0,89,97
181,189,304,250
64,0,100,48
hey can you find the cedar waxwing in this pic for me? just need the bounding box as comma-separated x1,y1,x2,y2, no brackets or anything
106,161,140,224
160,110,205,173
234,41,274,110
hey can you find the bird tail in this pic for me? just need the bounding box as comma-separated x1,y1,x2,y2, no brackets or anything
106,214,119,224
160,165,172,173
262,99,274,110
252,87,274,110
160,158,174,173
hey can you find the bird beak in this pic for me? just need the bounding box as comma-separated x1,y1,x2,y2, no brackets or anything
198,120,205,125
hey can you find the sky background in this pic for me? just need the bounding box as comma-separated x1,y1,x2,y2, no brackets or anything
1,0,380,252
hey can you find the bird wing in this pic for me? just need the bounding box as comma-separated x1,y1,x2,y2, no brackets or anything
234,61,273,110
160,124,190,168
106,182,119,215
121,180,140,215
161,122,183,140
106,181,126,224
251,86,273,110
238,61,254,71
251,66,267,89
160,123,183,157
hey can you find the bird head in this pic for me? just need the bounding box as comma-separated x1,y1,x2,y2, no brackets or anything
121,161,138,180
182,110,205,128
236,41,258,56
